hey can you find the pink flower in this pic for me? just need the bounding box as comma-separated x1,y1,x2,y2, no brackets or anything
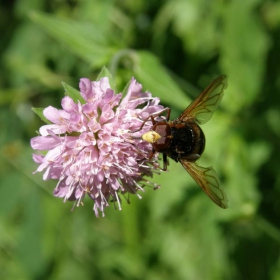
31,77,165,217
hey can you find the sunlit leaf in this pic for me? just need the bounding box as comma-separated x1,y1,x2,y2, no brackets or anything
29,11,116,67
62,82,85,104
220,0,270,112
32,108,52,124
97,66,116,91
133,51,190,110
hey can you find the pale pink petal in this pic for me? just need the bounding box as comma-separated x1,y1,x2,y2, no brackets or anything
31,75,164,217
39,124,67,136
31,136,60,150
61,96,78,113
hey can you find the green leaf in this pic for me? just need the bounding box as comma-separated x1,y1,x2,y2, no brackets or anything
133,51,189,110
32,107,52,124
121,80,130,98
18,189,45,278
62,82,85,104
0,174,21,214
29,11,115,67
97,66,117,91
220,0,269,113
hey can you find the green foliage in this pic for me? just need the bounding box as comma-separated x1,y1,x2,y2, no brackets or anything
97,66,117,90
1,0,280,280
32,108,52,124
29,11,116,68
133,51,189,110
62,82,85,104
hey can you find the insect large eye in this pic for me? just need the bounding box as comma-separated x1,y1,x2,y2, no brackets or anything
151,123,171,151
153,135,171,151
154,123,171,138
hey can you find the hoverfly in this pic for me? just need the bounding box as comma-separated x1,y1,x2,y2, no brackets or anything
140,75,228,208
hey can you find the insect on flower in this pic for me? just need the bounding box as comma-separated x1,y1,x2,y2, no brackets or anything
139,75,229,208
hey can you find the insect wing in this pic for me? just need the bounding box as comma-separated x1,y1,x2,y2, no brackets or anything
178,75,228,125
179,160,228,209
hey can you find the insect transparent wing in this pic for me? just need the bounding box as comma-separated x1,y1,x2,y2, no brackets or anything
179,75,228,125
180,160,228,209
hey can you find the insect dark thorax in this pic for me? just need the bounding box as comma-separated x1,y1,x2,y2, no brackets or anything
153,120,205,162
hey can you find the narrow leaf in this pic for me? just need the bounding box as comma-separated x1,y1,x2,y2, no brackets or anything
29,11,115,67
133,51,189,110
97,67,117,91
32,108,51,124
62,82,85,104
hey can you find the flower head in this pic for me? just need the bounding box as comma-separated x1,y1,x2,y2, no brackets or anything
31,77,165,217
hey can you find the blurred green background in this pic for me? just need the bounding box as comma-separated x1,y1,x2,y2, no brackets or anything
1,0,280,279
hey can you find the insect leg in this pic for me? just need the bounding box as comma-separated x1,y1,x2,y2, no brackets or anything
165,108,171,121
129,142,149,160
147,149,167,171
163,153,168,171
150,115,156,125
148,148,156,160
132,116,155,133
132,108,171,133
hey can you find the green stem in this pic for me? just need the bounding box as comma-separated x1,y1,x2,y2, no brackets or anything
109,49,136,78
254,215,280,243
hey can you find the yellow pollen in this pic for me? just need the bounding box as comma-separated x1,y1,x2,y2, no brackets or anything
142,131,161,143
